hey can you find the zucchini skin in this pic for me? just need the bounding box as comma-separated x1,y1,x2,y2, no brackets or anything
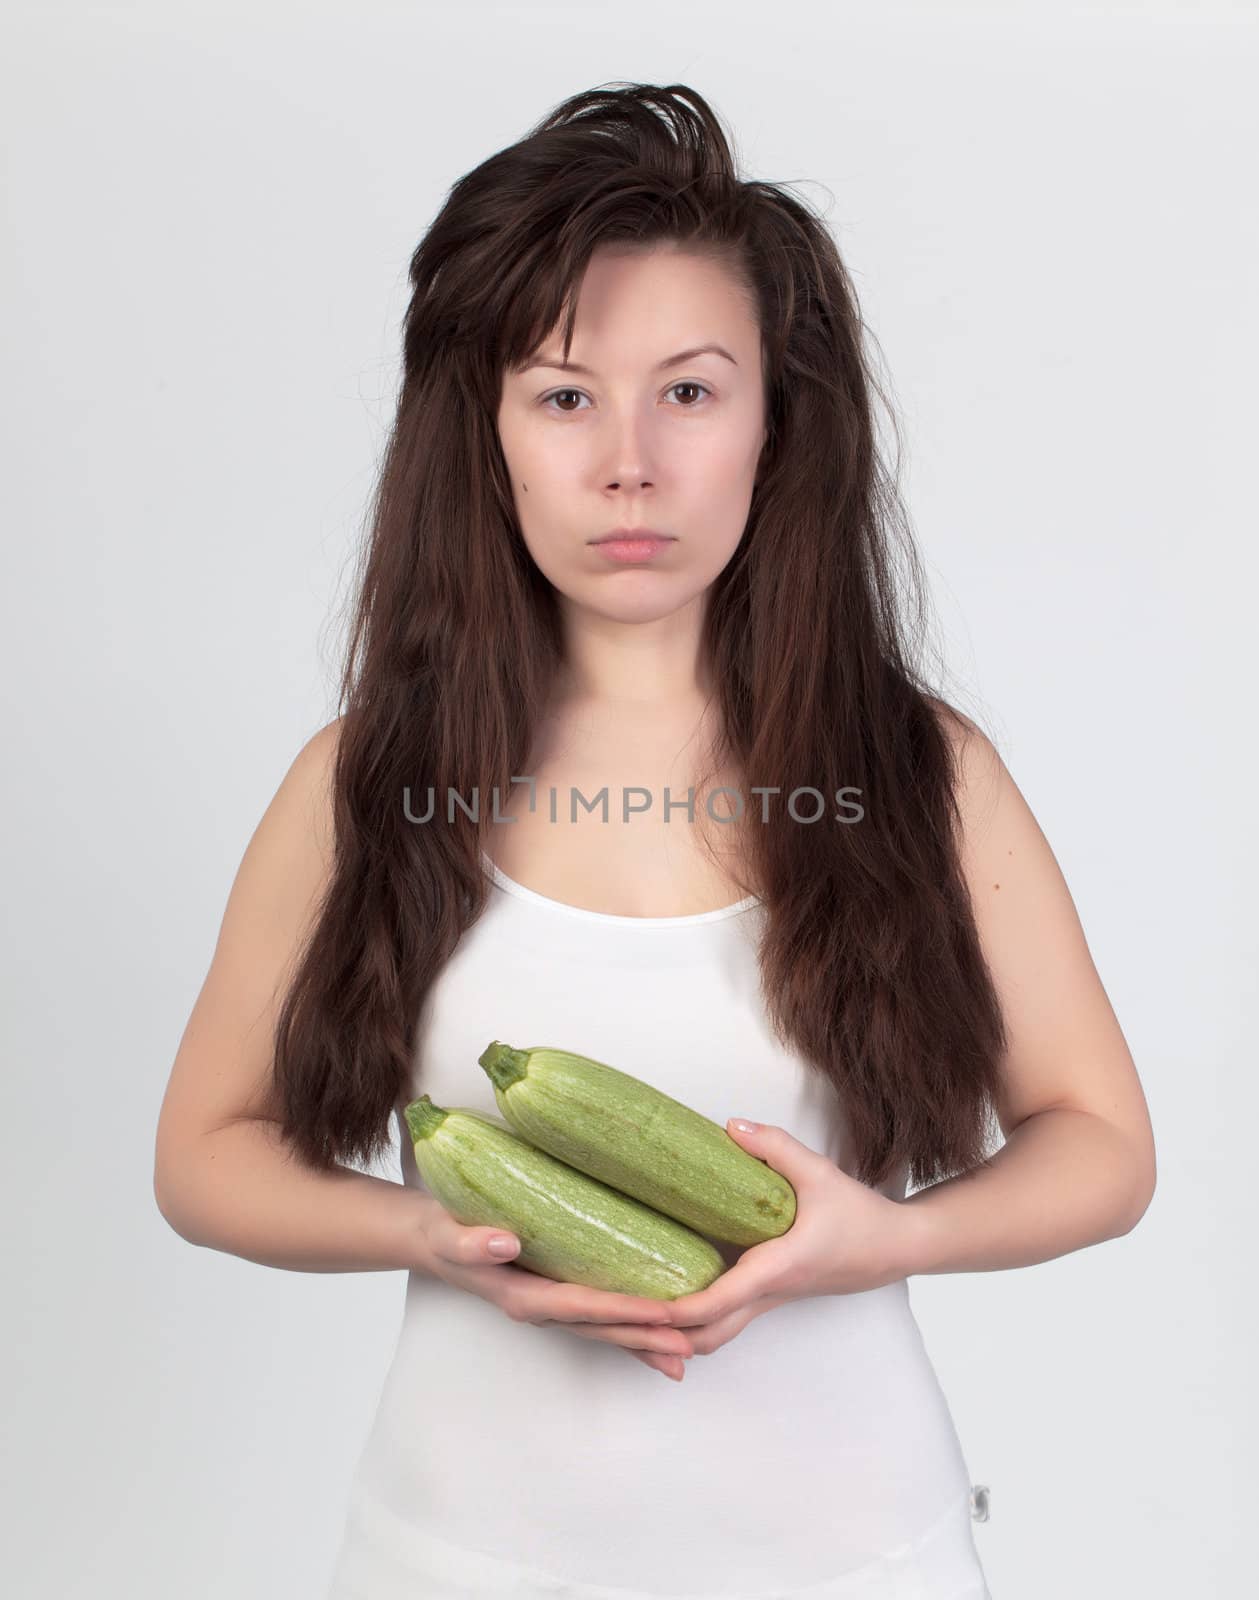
403,1097,725,1300
478,1043,798,1246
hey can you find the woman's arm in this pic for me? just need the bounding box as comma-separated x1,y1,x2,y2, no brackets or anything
153,719,435,1274
900,711,1158,1273
157,1112,436,1274
900,1105,1149,1275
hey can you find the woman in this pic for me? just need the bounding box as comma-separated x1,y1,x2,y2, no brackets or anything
154,82,1157,1598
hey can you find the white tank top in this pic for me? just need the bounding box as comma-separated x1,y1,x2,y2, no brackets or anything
326,853,991,1599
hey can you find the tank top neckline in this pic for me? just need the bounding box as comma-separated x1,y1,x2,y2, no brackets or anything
480,849,762,929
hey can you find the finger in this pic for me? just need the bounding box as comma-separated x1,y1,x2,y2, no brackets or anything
565,1321,694,1357
659,1267,739,1318
432,1225,676,1324
629,1348,686,1382
428,1211,683,1325
522,1281,679,1325
427,1212,523,1266
725,1118,826,1179
657,1254,772,1326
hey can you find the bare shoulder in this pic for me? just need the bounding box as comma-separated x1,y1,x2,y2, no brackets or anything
153,714,346,1180
923,691,1056,898
237,713,344,891
921,693,1158,1206
287,715,343,861
923,693,986,756
923,695,1003,847
250,712,346,944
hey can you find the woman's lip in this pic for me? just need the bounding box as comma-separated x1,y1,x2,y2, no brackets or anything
592,536,675,563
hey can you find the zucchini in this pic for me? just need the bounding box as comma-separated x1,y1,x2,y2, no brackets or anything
403,1095,725,1299
477,1041,797,1246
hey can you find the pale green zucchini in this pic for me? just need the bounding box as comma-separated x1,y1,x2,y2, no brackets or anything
403,1095,725,1299
477,1041,797,1246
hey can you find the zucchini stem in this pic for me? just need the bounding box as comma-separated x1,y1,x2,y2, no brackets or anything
479,1040,529,1091
403,1095,450,1142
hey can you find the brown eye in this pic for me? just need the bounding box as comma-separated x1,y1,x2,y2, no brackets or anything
669,381,710,406
540,389,589,413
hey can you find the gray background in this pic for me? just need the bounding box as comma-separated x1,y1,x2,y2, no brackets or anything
3,2,1253,1595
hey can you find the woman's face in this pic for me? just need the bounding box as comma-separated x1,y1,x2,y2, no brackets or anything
496,244,767,629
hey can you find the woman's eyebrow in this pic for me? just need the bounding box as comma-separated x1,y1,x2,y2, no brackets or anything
517,343,738,376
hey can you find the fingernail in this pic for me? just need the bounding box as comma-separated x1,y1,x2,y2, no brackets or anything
730,1118,759,1133
488,1236,517,1256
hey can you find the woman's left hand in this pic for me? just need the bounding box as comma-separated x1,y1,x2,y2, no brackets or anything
632,1119,921,1377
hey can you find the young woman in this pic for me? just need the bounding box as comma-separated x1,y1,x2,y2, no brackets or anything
154,82,1157,1599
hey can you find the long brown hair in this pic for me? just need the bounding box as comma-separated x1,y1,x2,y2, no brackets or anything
273,81,1007,1192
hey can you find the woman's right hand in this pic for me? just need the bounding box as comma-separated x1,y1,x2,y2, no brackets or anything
419,1199,694,1380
